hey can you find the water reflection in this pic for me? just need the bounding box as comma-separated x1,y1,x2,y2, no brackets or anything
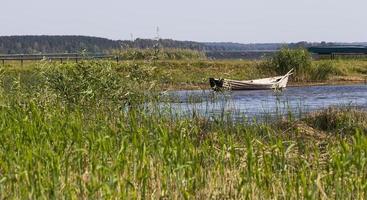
162,84,367,121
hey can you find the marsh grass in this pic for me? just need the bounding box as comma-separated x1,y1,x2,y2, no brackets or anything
0,59,366,199
3,55,367,91
304,107,367,135
265,48,367,82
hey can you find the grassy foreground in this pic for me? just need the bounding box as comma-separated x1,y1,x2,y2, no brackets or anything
0,59,366,199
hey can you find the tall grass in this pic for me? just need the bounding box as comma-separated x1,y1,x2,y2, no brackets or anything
265,48,361,82
2,53,367,91
0,60,366,199
310,61,344,81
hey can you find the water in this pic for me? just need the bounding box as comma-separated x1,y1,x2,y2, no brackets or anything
162,84,367,121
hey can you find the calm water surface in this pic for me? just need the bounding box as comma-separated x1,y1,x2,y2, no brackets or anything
164,84,367,120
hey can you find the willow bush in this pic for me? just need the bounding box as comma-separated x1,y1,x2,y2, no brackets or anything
268,48,312,81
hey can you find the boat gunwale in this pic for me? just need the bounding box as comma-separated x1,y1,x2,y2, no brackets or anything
209,69,293,90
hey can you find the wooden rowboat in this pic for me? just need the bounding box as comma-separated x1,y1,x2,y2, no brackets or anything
209,69,293,91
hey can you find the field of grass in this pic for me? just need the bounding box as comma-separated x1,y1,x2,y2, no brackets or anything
0,56,366,199
3,57,367,90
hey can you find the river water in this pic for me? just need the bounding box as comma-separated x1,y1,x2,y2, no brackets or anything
163,84,367,120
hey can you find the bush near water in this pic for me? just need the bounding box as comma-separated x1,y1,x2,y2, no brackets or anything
266,48,347,81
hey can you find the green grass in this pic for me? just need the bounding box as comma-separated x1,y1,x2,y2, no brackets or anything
0,59,366,198
266,48,367,82
3,56,367,91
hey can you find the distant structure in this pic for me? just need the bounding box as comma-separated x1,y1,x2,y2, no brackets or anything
308,45,367,59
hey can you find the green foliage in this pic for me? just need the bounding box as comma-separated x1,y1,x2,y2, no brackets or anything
269,48,312,81
3,58,367,90
0,60,367,198
310,61,344,81
42,61,122,105
39,61,159,107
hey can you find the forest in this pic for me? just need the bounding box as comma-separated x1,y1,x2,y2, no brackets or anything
0,35,352,54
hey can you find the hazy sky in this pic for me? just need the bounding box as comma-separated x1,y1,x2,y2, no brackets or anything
1,0,366,43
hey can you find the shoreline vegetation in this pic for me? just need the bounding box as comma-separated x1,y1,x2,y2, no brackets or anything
3,48,367,90
0,48,367,198
112,48,367,89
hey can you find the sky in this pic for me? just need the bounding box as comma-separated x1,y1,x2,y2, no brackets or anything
1,0,366,43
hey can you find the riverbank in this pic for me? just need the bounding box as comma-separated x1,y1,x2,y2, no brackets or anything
2,59,367,90
163,80,367,90
150,59,367,90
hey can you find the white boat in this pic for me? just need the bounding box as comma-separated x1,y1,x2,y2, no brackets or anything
209,69,293,90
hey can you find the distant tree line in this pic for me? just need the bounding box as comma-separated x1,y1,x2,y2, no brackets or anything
0,36,207,54
0,35,365,54
122,38,205,50
0,36,120,54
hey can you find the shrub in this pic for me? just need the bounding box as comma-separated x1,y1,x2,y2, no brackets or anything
41,61,124,106
40,61,158,107
269,48,312,81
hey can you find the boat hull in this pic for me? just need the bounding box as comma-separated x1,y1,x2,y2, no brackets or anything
209,70,292,91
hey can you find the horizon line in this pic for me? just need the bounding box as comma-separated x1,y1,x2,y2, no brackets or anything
1,34,366,45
